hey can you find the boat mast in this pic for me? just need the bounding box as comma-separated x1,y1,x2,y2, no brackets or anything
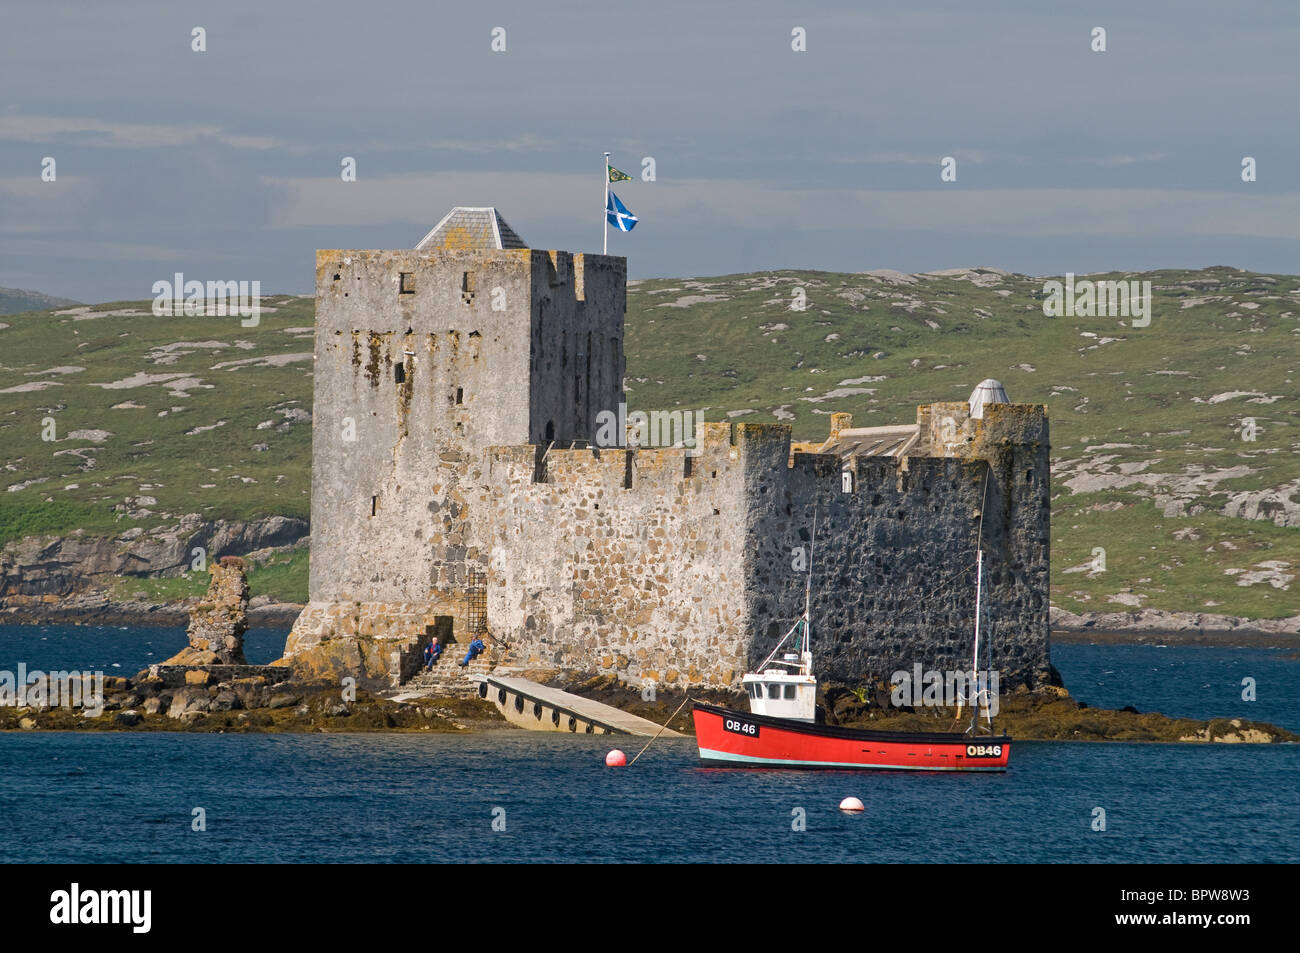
970,548,983,732
804,510,816,666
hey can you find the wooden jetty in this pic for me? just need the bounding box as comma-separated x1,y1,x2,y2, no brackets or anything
472,674,684,738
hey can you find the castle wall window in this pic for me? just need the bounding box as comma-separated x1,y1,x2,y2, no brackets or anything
461,271,476,305
370,495,377,517
394,363,405,384
399,272,415,294
455,386,463,405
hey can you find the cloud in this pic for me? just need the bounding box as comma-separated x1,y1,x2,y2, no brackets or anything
427,134,562,154
265,171,1300,243
1067,153,1172,167
0,113,282,150
830,150,1007,166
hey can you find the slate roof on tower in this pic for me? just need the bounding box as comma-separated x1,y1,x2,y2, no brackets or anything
968,378,1010,420
414,207,528,251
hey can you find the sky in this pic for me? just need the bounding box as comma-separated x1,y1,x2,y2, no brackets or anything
2,0,1299,302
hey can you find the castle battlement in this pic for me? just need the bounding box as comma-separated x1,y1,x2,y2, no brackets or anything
285,211,1052,692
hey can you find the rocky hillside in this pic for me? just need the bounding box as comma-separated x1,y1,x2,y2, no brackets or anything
0,287,80,316
1,268,1297,626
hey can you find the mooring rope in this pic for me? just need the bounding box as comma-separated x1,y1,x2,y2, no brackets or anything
627,694,693,766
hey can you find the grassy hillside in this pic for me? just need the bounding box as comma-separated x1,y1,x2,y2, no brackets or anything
0,297,315,538
1,267,1296,619
625,267,1299,619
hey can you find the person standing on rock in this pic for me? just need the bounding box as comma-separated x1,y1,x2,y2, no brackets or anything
424,638,443,670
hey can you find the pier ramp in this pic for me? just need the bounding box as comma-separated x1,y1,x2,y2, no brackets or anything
473,675,684,737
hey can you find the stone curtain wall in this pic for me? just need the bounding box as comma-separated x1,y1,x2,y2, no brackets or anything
487,407,1050,691
487,424,753,687
749,402,1051,690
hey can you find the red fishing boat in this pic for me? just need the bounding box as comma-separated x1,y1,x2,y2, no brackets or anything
692,518,1010,772
692,702,1009,771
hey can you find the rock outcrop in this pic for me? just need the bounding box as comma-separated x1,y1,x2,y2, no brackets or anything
0,515,307,606
1050,605,1300,635
164,557,249,664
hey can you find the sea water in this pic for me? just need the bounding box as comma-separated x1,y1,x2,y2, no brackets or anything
0,626,1296,863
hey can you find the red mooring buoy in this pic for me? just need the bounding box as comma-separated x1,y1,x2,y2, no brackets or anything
605,749,627,767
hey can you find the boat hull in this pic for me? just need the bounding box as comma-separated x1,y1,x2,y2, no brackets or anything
692,702,1010,771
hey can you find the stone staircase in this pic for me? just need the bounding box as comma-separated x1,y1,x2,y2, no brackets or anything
398,657,494,699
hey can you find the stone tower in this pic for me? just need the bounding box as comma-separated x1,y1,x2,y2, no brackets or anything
283,208,626,683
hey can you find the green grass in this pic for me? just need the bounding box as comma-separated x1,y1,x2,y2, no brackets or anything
109,572,209,603
0,295,314,525
1052,492,1300,618
107,547,310,604
624,266,1299,618
0,500,130,546
247,548,309,603
2,268,1297,617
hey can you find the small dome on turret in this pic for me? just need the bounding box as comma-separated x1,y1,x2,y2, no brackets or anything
968,378,1009,419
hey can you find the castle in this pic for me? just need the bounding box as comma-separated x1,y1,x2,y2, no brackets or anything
281,208,1054,692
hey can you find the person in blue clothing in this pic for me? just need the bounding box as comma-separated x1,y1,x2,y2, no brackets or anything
459,636,486,667
424,637,442,670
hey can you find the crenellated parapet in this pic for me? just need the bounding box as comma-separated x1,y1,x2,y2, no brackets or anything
285,214,1052,694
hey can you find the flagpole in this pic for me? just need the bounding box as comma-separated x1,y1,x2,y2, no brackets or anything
603,151,610,255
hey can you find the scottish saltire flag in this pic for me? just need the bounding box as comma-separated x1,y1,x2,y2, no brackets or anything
608,165,632,183
606,190,638,232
